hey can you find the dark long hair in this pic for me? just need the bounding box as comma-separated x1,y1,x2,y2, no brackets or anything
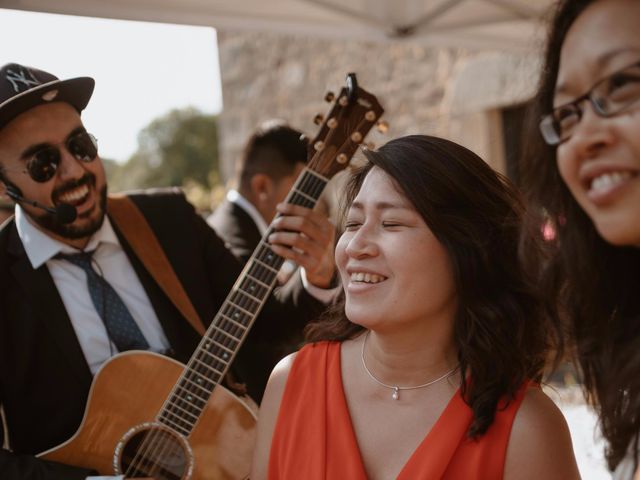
519,0,640,470
307,135,551,438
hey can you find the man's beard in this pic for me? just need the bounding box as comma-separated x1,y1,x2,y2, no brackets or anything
32,173,108,240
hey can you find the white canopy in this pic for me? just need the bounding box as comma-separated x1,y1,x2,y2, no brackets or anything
3,0,554,51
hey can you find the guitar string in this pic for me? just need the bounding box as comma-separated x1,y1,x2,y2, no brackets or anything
124,103,363,474
127,170,328,476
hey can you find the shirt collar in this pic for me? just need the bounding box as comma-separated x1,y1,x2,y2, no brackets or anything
227,189,269,235
16,204,120,269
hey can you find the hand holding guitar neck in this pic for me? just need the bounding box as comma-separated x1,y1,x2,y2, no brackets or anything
268,202,336,288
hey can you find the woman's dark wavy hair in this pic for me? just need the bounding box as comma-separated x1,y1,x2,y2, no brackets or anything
519,0,640,470
306,135,551,438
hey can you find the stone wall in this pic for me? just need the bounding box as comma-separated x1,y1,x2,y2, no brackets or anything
215,30,541,214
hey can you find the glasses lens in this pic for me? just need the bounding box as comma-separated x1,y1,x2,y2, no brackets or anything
539,115,562,146
68,131,98,163
540,105,581,146
596,63,640,116
27,147,60,182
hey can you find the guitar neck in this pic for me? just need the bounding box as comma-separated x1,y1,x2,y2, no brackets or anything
156,167,329,436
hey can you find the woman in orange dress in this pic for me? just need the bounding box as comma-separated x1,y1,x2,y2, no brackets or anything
252,135,579,479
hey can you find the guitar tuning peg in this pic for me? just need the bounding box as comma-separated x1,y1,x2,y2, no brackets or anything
324,91,335,102
376,120,389,134
313,113,325,125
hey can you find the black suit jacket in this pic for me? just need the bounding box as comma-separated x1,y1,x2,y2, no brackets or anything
0,189,323,479
208,199,311,403
208,199,262,264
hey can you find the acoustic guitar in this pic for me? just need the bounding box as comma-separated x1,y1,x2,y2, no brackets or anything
38,73,384,479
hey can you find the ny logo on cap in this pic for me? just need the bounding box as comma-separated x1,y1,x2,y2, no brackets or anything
6,67,41,93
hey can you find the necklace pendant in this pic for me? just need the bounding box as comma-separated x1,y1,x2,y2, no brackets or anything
392,387,399,400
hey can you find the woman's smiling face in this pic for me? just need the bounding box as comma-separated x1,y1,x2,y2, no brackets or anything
554,0,640,246
335,167,457,333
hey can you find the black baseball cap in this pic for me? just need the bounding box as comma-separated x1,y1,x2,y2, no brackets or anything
0,63,94,131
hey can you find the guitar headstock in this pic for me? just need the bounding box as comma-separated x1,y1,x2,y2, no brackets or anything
307,73,384,179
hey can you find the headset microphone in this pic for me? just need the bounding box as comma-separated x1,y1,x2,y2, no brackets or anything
5,186,77,224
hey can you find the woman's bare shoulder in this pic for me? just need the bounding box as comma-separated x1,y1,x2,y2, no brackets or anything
503,386,581,480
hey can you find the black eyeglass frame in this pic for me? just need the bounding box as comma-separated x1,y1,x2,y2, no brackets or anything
539,59,640,146
5,131,98,183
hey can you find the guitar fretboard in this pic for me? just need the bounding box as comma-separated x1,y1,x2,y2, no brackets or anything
157,167,329,436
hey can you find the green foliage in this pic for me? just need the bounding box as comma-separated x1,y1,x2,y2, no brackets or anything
107,107,219,196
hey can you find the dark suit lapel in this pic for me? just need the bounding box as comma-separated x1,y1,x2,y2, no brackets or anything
231,202,262,250
7,225,93,388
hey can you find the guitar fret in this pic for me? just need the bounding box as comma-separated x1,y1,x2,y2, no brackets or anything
221,313,249,330
166,401,200,422
181,374,214,395
244,274,271,290
158,416,190,436
202,338,234,355
289,195,314,209
247,261,277,284
198,346,232,365
230,291,260,312
291,188,316,203
303,168,330,183
227,301,255,317
162,409,195,430
218,317,246,338
235,288,263,304
175,384,208,404
216,311,247,334
297,174,316,194
210,323,242,344
253,257,279,274
296,178,325,200
191,357,225,376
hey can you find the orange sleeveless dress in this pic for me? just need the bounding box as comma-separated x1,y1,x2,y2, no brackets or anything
268,341,529,479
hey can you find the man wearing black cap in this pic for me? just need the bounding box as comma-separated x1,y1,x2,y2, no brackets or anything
0,63,335,479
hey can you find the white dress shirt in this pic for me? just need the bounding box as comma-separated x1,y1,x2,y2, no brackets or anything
16,205,170,376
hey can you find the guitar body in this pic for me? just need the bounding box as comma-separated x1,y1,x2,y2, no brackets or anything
39,351,257,479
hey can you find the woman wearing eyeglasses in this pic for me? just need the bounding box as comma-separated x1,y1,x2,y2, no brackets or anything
520,0,640,477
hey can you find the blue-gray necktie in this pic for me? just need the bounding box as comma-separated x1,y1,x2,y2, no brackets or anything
59,250,150,352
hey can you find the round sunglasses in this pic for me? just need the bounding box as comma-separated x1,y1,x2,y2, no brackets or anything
13,131,98,183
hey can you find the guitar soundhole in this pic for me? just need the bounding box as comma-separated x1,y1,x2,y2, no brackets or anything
116,424,193,480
